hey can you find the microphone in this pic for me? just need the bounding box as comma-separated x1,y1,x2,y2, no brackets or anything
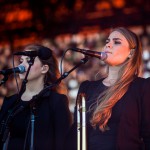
13,48,52,60
0,65,26,75
70,48,107,60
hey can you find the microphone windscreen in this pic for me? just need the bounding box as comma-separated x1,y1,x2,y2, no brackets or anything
18,65,26,73
38,47,52,60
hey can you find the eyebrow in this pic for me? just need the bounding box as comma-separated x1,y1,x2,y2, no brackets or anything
107,38,122,41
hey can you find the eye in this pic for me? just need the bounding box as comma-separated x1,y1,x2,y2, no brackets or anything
19,60,23,63
114,41,121,44
105,39,109,44
26,57,31,63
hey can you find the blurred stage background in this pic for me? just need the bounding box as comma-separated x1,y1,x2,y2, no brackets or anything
0,0,150,112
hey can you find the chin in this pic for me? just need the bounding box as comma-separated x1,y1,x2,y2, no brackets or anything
104,60,113,66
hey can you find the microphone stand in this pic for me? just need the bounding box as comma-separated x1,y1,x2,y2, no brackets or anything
18,57,35,97
29,107,36,150
17,57,37,150
37,56,89,97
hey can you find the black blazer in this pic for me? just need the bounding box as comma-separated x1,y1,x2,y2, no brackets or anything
65,77,150,150
0,90,72,150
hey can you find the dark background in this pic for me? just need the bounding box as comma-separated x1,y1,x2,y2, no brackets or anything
0,0,149,49
0,0,150,110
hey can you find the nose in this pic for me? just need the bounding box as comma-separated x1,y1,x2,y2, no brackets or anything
19,61,25,66
105,41,112,49
19,61,28,70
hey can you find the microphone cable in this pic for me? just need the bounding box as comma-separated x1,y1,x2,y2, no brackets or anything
12,54,20,95
60,49,70,76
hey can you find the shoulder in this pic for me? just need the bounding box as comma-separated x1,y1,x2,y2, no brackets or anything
131,77,150,97
133,76,146,82
4,94,18,100
130,77,146,91
145,77,150,83
78,78,104,93
1,94,18,109
143,77,150,93
132,76,150,87
47,90,69,107
131,77,146,88
142,77,150,86
50,91,68,100
0,94,18,121
42,89,68,101
47,91,71,119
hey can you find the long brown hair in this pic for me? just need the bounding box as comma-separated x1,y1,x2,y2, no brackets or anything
90,27,142,131
22,43,67,95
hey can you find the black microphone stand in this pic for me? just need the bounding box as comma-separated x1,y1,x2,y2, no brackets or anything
37,56,89,97
18,57,35,97
18,57,37,150
29,107,36,150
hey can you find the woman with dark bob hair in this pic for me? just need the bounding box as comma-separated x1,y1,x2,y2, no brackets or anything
65,27,150,150
0,44,72,150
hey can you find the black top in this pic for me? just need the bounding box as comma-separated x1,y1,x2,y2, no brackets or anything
85,82,120,150
8,100,30,150
65,77,150,150
0,90,72,150
76,79,121,150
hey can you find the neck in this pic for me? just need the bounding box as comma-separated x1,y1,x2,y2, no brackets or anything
107,65,121,81
26,82,44,94
21,79,44,101
103,65,122,86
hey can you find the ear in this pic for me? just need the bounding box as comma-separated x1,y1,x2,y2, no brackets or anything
128,49,135,58
41,65,49,74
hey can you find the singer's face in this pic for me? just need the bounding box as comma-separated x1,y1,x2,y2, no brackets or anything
19,56,45,81
103,31,130,66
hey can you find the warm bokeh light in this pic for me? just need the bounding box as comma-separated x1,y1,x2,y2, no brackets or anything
0,0,149,112
112,0,126,9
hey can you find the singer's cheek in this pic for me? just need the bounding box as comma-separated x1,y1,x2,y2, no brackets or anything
31,65,38,72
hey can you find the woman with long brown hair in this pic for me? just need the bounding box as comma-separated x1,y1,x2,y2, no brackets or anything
65,27,150,150
0,44,72,150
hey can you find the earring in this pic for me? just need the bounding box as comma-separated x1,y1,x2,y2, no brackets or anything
128,54,132,58
130,49,135,52
128,49,135,58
